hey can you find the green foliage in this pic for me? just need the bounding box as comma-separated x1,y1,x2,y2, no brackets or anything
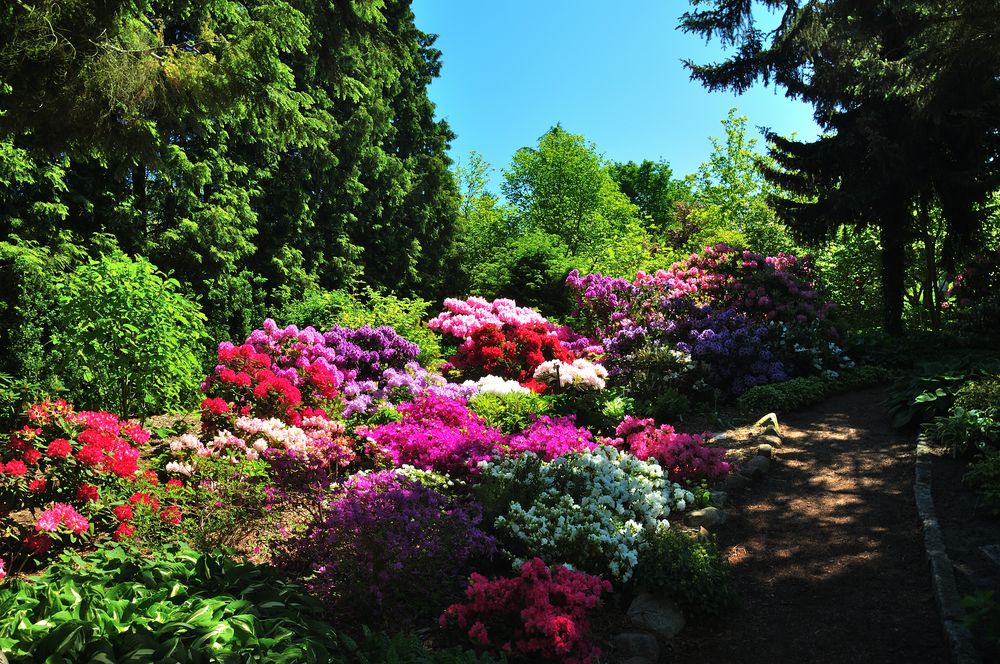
885,355,995,427
954,375,1000,413
635,527,736,618
962,591,1000,652
609,159,692,233
738,366,894,415
965,451,1000,516
52,252,207,419
684,110,797,258
0,545,342,663
468,391,553,434
467,231,577,315
0,0,459,354
280,287,442,365
923,408,1000,457
0,545,495,664
813,227,884,329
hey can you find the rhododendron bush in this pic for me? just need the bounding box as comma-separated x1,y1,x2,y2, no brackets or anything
0,400,179,561
441,558,611,664
567,244,853,401
610,416,732,482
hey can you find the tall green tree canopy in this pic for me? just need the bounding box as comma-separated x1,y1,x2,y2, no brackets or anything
0,0,458,346
681,0,1000,335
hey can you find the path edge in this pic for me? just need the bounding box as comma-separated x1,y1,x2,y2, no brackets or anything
915,433,981,664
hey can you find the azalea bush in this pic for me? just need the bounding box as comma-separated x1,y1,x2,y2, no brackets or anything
452,323,575,384
440,557,611,664
503,415,597,460
361,394,504,476
478,445,694,580
275,470,495,630
610,416,731,483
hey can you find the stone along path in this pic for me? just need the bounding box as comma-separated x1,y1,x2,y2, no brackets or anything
672,388,951,664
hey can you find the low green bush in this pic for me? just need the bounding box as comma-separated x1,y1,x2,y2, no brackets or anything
965,451,1000,515
737,366,893,416
467,391,552,434
954,374,1000,413
52,251,207,419
634,526,735,617
280,287,442,365
923,408,1000,457
0,546,496,664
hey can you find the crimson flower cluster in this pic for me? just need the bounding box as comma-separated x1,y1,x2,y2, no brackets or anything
609,416,731,483
452,323,575,385
440,557,612,663
0,400,163,558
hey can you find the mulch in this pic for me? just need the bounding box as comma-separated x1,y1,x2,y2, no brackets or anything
670,387,951,664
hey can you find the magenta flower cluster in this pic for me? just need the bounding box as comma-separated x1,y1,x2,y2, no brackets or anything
505,415,597,461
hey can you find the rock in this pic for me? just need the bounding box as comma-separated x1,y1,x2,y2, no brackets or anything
721,472,751,492
757,433,782,447
741,455,771,480
709,490,728,507
684,506,727,529
613,632,660,661
627,592,686,638
757,443,774,458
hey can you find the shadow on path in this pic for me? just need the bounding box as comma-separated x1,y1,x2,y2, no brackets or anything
671,387,950,664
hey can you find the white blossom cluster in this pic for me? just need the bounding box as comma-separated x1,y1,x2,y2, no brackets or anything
462,374,532,396
532,358,609,391
479,445,694,581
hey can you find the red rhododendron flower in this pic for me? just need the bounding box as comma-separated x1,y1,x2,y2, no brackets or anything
112,504,134,522
22,449,41,465
165,479,184,489
7,436,26,452
113,523,136,541
129,492,160,512
159,505,182,525
28,478,47,494
200,397,230,415
142,470,159,485
46,438,72,458
76,484,100,502
2,460,27,477
75,444,104,466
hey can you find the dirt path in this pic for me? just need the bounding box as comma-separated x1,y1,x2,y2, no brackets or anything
671,388,951,664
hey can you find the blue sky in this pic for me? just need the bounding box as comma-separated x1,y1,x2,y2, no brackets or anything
411,0,821,188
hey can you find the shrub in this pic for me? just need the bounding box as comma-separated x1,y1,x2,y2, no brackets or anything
923,408,1000,457
468,390,552,434
504,415,597,461
954,374,1000,413
636,526,735,617
0,400,155,562
360,394,504,476
737,366,894,415
51,251,207,418
477,446,693,581
440,557,611,664
965,451,1000,516
0,545,359,663
280,286,443,365
610,416,730,483
274,470,496,631
452,323,574,384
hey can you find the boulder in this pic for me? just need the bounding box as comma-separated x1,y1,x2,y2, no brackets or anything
684,506,727,529
741,455,771,480
709,490,728,507
721,472,751,492
757,443,774,458
627,592,686,638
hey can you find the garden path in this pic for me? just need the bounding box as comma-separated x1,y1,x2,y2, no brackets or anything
671,387,951,663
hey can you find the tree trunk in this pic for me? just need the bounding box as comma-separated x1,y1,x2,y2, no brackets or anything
919,198,941,330
880,218,907,337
